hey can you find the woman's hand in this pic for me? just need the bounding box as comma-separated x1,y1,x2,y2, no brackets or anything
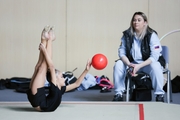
129,63,141,76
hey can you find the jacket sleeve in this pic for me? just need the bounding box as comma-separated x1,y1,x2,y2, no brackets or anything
148,32,162,62
118,36,126,58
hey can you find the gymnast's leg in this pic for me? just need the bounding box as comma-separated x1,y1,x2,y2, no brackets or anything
29,26,50,95
30,26,50,87
46,26,55,59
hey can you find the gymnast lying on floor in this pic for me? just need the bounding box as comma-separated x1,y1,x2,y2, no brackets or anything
26,26,91,112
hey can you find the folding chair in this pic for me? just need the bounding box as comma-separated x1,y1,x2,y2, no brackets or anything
126,45,172,103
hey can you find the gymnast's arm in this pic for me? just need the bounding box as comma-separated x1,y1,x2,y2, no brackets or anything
65,60,92,92
39,43,57,86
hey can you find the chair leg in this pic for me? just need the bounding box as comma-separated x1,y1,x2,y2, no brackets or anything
167,72,170,103
167,70,173,103
126,73,133,102
126,76,130,102
168,70,173,102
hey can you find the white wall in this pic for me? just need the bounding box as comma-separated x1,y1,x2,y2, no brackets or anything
0,0,179,82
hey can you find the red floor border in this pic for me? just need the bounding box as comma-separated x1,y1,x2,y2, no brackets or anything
139,104,144,120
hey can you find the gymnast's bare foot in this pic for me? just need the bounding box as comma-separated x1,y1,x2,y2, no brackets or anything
41,25,50,44
48,26,56,41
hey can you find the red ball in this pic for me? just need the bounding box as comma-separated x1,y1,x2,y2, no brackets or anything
92,54,108,70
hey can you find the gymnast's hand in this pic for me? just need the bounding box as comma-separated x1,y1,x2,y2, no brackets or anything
39,43,46,52
85,59,92,71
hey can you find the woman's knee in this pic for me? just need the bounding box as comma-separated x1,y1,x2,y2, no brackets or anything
113,60,126,72
145,62,163,78
149,62,162,71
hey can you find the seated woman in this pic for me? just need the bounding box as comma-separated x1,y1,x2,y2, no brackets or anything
112,12,165,102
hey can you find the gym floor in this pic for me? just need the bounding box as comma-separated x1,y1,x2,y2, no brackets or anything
0,89,180,120
0,102,180,120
